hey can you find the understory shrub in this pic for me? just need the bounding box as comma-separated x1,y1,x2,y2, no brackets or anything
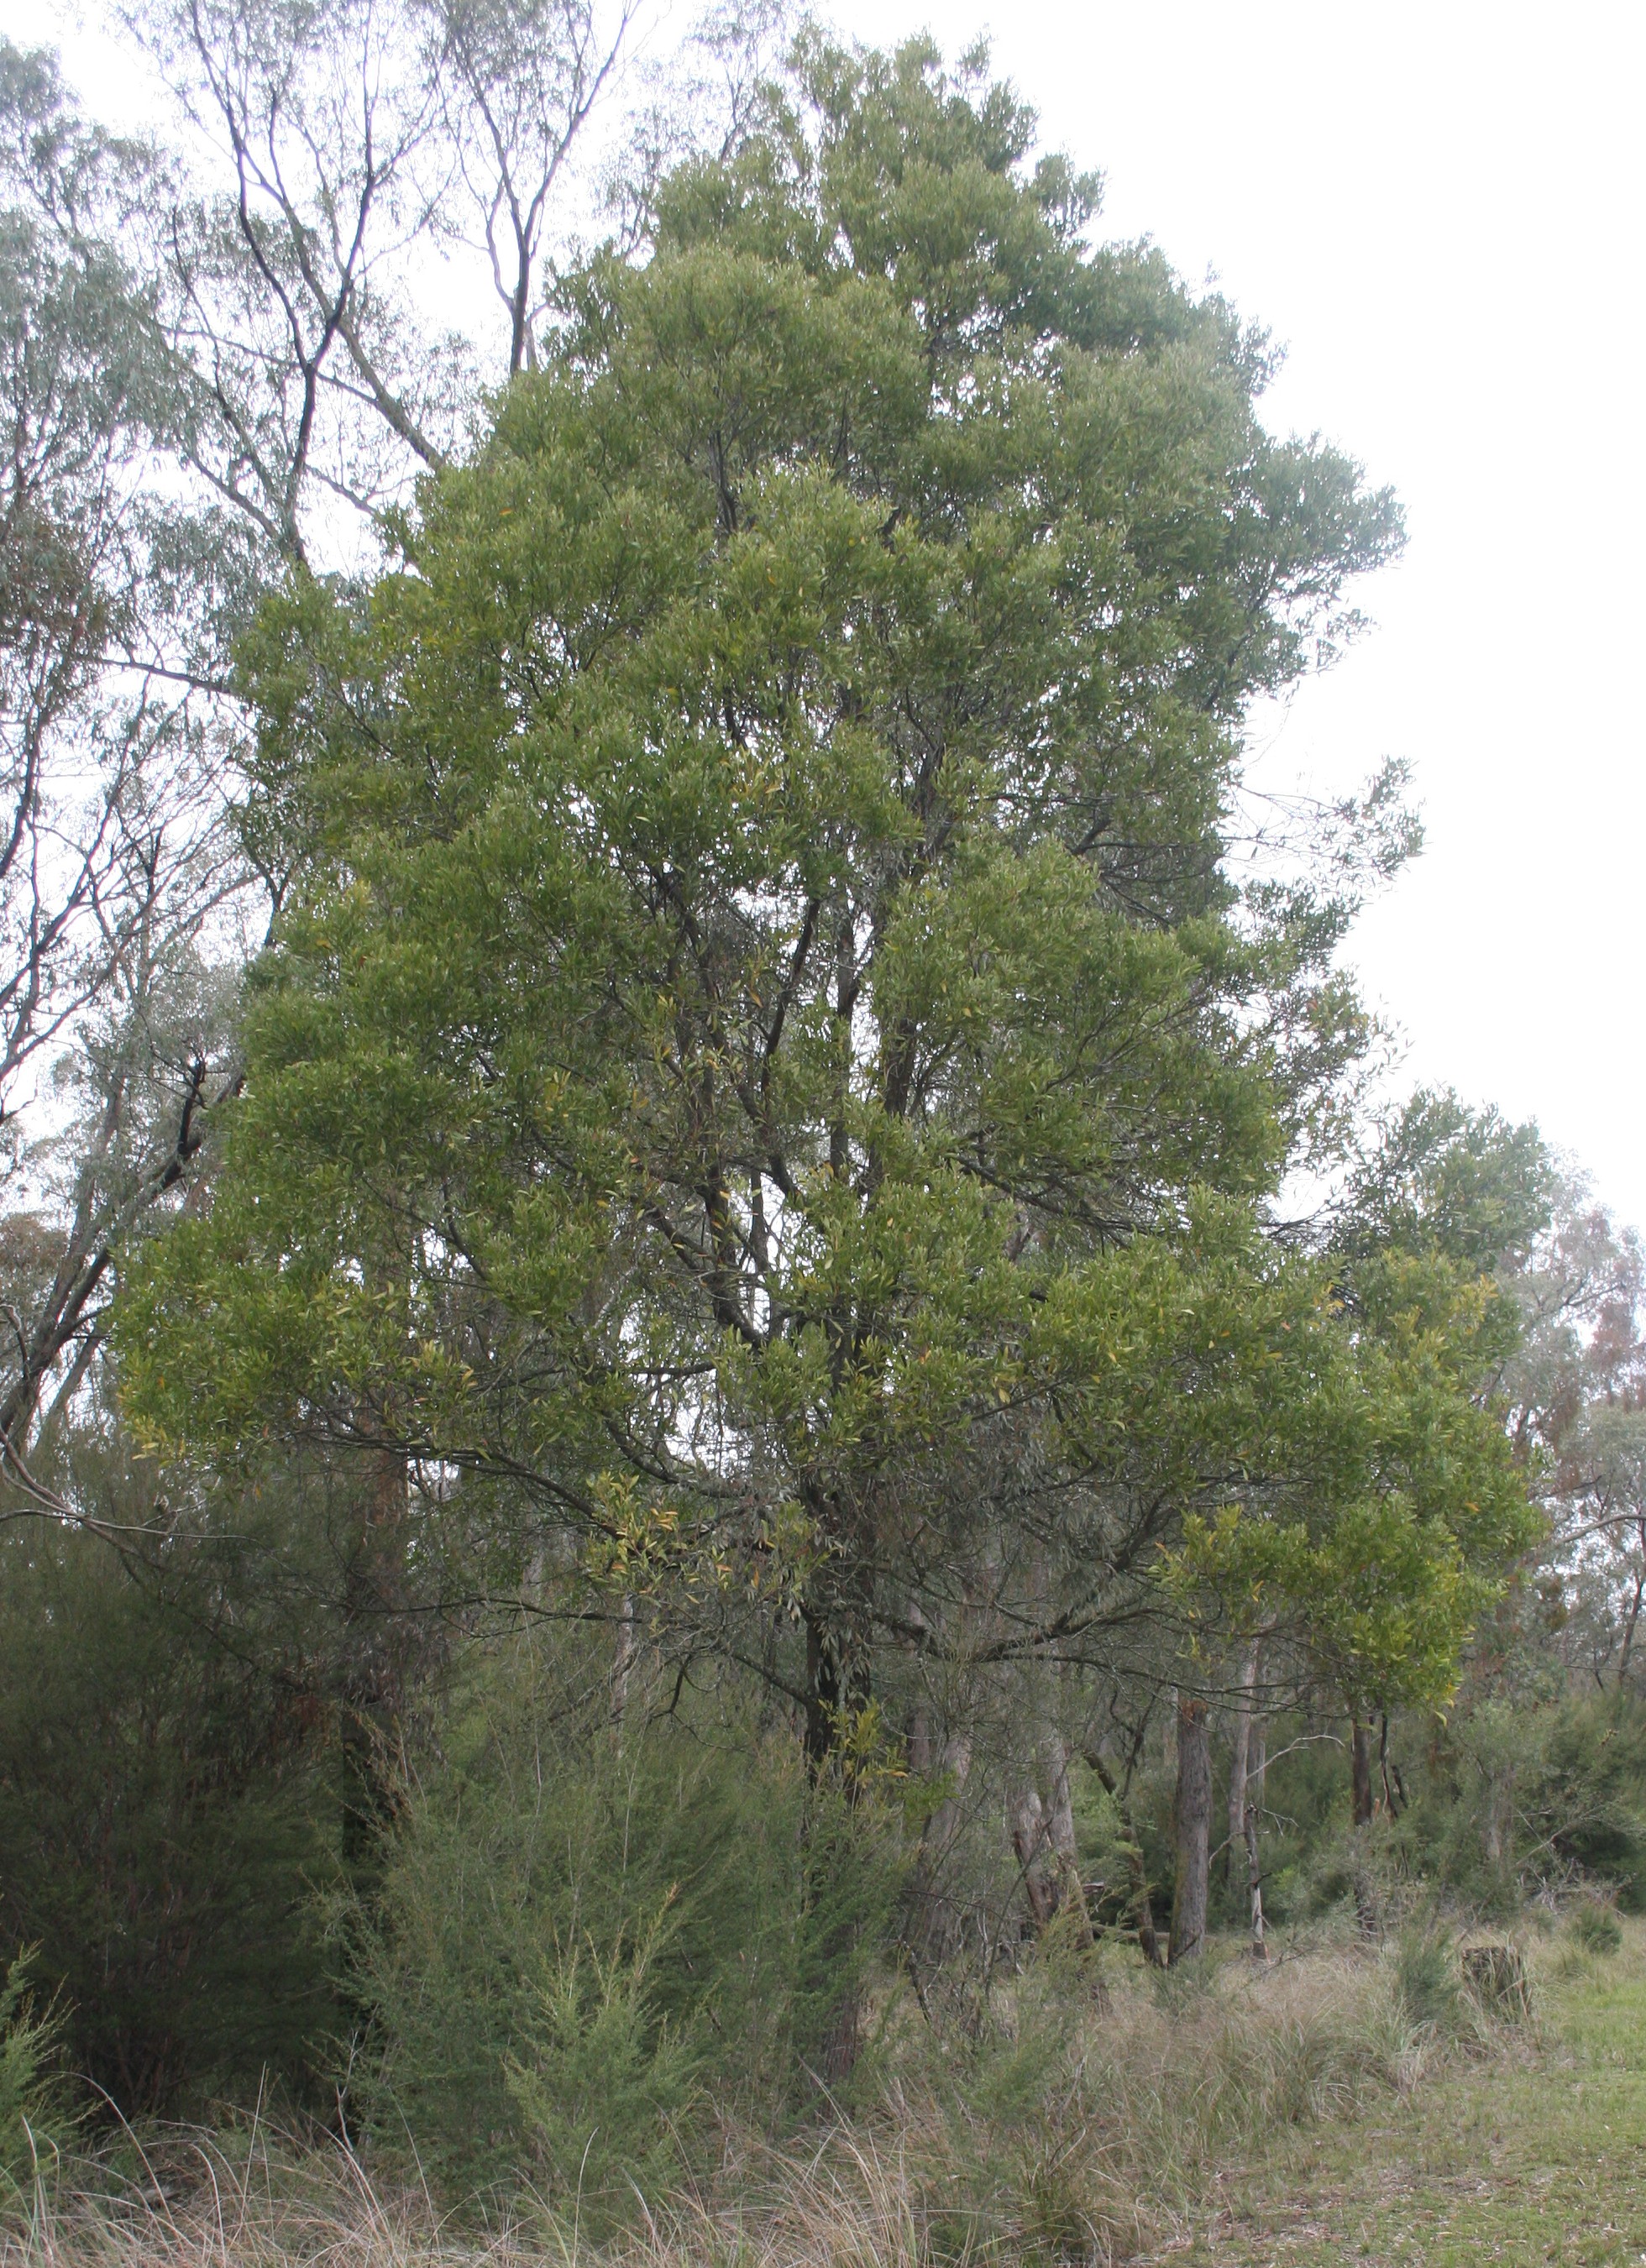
345,1629,904,2218
0,1511,343,2119
1567,1901,1623,1956
1393,1927,1464,2035
0,1955,70,2195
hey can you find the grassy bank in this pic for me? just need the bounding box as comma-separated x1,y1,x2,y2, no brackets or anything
3,1921,1641,2266
1170,1924,1646,2265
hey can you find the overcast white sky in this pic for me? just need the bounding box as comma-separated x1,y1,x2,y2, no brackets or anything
39,0,1646,1224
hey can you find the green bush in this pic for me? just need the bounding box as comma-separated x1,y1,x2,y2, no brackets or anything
0,1955,70,2197
0,1505,343,2117
1566,1902,1623,1957
345,1629,904,2217
1393,1929,1463,2035
504,1902,697,2213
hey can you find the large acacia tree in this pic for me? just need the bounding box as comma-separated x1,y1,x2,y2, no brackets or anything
122,37,1527,1772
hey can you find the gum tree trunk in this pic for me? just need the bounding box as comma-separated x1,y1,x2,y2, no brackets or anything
1227,1649,1256,1887
1243,1790,1267,1959
1350,1716,1375,1826
1010,1783,1059,1930
1170,1694,1211,1965
1350,1715,1379,1936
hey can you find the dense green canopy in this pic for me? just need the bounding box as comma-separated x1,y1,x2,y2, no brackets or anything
119,38,1528,1752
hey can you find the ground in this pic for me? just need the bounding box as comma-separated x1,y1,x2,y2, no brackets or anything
1169,1935,1646,2266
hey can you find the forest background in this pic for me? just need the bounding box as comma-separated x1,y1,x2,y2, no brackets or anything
0,0,1643,2243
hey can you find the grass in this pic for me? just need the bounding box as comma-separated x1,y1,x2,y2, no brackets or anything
1161,1921,1646,2265
3,1920,1643,2265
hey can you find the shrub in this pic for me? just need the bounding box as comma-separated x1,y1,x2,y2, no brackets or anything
1567,1901,1623,1957
1394,1928,1464,2035
0,1954,70,2197
504,1903,698,2217
0,1511,343,2119
344,1628,904,2215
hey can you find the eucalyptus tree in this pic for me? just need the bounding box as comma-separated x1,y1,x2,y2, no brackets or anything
0,0,697,1455
0,42,251,1459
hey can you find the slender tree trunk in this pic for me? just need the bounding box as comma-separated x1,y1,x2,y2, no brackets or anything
1041,1733,1094,1947
910,1730,972,1969
340,1443,410,1873
1227,1649,1256,1892
1229,1648,1266,1956
1349,1715,1380,1937
800,1528,874,1777
1009,1783,1059,1930
1619,1539,1646,1688
611,1593,637,1726
1170,1694,1211,1965
1350,1716,1375,1827
1243,1792,1267,1959
907,1696,934,1780
1378,1715,1404,1816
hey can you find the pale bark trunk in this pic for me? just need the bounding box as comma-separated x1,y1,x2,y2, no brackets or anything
1620,1540,1646,1688
1170,1694,1211,1965
1350,1716,1375,1826
1010,1784,1059,1930
910,1731,972,1967
1244,1792,1267,1960
1228,1647,1262,1952
1350,1718,1379,1937
1041,1733,1094,1947
611,1593,637,1726
1227,1650,1256,1887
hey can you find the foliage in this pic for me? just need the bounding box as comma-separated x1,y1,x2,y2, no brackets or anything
0,1953,70,2197
0,1459,345,2116
1568,1902,1623,1957
1392,1928,1464,2036
345,1626,904,2212
111,34,1527,1815
2,5,1627,2161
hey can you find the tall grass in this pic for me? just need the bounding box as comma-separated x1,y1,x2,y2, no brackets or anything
0,1939,1462,2268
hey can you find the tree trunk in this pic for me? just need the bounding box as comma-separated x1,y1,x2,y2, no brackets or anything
801,1539,874,1778
1009,1784,1059,1931
1227,1649,1257,1892
611,1593,637,1727
1243,1786,1267,1959
1350,1716,1375,1827
1349,1716,1381,1937
1170,1694,1211,1965
1378,1715,1405,1816
910,1730,972,1968
340,1444,410,1873
1041,1733,1094,1947
1619,1541,1646,1688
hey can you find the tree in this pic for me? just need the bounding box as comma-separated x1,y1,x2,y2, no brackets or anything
120,37,1542,1843
0,43,254,1458
0,0,684,1454
1503,1177,1646,1686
